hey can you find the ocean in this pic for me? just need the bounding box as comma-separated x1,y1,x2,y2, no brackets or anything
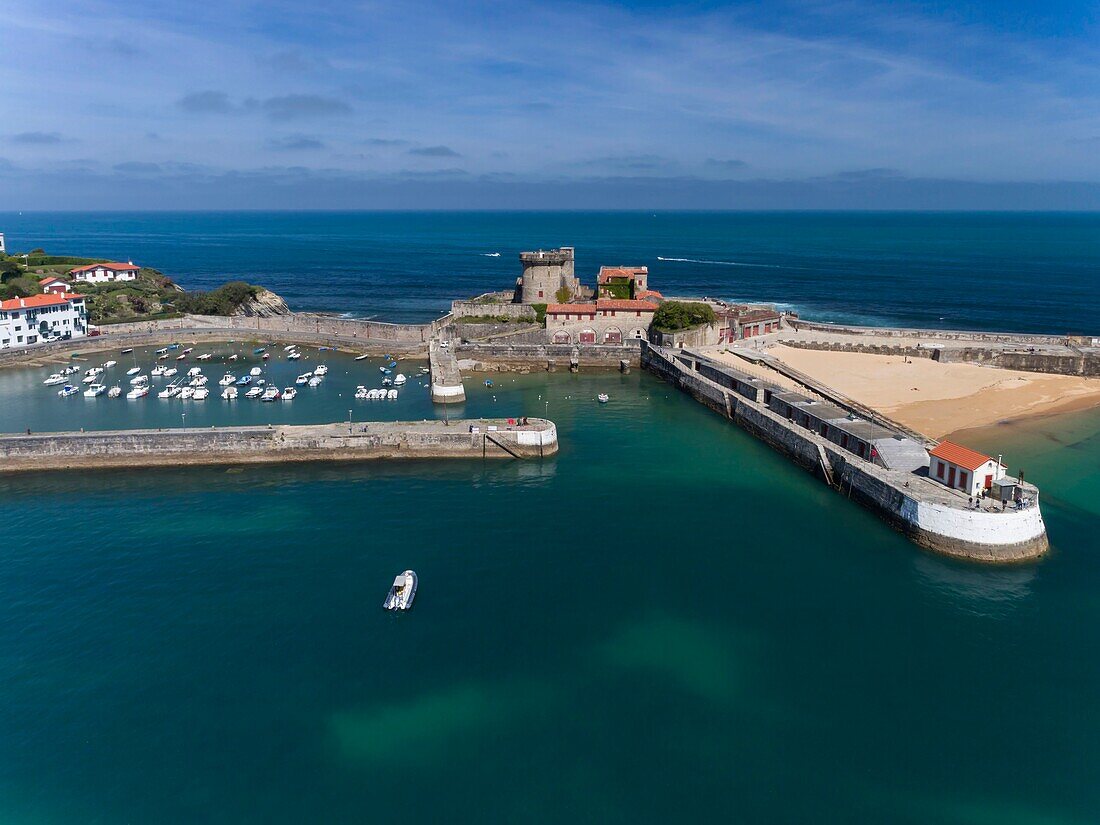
1,211,1098,331
0,212,1099,823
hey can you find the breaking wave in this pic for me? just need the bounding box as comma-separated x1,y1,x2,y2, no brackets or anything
657,256,784,268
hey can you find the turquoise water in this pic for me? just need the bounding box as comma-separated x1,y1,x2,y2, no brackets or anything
2,346,1100,822
1,211,1100,821
1,211,1098,331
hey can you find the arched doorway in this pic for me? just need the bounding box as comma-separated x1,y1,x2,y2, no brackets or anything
552,330,572,344
603,327,622,344
579,329,596,344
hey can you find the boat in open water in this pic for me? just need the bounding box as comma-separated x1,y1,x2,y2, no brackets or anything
383,570,417,611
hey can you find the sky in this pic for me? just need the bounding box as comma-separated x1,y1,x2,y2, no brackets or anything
4,0,1100,209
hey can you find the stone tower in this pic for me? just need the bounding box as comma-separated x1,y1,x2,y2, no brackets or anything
517,247,579,303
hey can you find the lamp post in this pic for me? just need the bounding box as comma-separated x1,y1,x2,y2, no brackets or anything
181,412,186,429
348,409,352,434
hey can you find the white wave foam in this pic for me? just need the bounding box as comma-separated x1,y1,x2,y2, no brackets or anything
481,252,502,257
657,256,783,268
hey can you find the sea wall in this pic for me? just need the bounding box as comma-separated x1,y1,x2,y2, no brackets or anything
786,319,1070,345
643,344,1047,563
455,341,642,371
451,296,536,322
0,419,558,472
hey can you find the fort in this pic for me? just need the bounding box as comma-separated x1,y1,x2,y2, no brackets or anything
0,243,1095,563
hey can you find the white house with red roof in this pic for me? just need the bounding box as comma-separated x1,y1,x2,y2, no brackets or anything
39,276,72,295
929,440,1007,498
546,297,658,344
69,261,140,284
0,292,88,349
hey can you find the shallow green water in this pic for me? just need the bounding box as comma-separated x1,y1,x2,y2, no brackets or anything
1,354,1098,823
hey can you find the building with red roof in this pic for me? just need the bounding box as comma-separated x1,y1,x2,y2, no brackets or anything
69,261,140,284
597,265,648,299
39,276,72,295
929,440,1007,498
546,297,657,344
0,292,88,349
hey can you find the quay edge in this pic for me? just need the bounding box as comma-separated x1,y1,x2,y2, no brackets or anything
643,344,1048,564
0,419,558,472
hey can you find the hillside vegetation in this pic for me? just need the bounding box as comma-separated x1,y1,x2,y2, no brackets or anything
0,250,279,324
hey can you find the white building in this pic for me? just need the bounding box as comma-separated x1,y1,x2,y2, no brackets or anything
69,261,140,283
0,293,88,349
0,233,5,255
39,276,72,295
929,440,1007,498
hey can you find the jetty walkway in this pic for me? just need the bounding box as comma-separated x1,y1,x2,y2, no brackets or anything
0,418,558,472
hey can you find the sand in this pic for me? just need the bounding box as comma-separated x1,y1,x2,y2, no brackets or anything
765,345,1100,439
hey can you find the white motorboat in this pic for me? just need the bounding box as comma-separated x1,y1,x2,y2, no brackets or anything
283,345,297,352
229,354,239,361
248,366,262,377
57,384,79,398
156,347,168,355
192,387,210,400
179,386,195,400
189,375,208,387
261,386,280,401
126,366,141,376
182,347,193,355
84,383,106,397
244,386,263,399
163,367,178,377
63,365,80,375
107,385,122,398
129,374,148,386
597,393,609,403
387,389,398,400
219,373,235,386
393,373,407,386
307,375,323,387
43,373,66,386
355,354,369,361
158,383,181,399
157,353,169,361
295,372,312,384
151,365,167,377
197,353,213,361
281,387,296,400
314,364,328,376
187,367,202,377
383,570,417,611
354,386,369,399
287,351,301,360
176,353,187,361
126,385,149,399
222,385,238,400
103,360,117,368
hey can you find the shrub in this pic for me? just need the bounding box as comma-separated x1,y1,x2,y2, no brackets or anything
171,281,260,316
652,301,716,332
530,303,547,325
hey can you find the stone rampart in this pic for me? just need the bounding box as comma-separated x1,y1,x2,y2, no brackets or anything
787,319,1071,345
455,341,642,370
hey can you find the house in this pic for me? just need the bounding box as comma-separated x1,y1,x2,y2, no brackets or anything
69,261,140,283
928,441,1006,497
39,276,72,295
0,292,88,349
597,266,648,299
545,298,658,344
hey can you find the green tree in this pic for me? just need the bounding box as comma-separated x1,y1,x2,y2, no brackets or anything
652,301,716,332
554,285,572,304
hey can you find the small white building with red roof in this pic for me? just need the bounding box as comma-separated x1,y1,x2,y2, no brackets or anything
39,276,72,295
0,292,88,349
69,261,140,284
929,440,1007,498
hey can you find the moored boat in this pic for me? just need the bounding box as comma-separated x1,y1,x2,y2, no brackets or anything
387,389,398,400
597,393,609,403
250,366,262,377
281,387,296,400
126,385,149,399
84,383,106,397
236,375,252,386
383,570,417,611
126,366,141,376
179,386,195,400
393,373,407,386
43,373,66,386
261,386,280,401
245,386,263,399
192,387,210,400
57,384,79,398
107,385,122,398
307,375,323,387
295,372,312,384
314,364,328,376
130,374,148,386
222,385,238,400
287,351,302,360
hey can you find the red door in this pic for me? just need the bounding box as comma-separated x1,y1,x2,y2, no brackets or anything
579,330,595,344
984,474,993,489
947,467,956,488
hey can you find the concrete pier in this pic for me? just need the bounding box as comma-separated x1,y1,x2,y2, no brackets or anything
429,339,466,404
644,344,1048,563
0,418,558,472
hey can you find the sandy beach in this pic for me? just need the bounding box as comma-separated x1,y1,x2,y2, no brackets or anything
764,345,1100,438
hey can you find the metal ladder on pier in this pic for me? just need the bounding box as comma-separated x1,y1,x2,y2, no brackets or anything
483,432,522,459
815,442,836,488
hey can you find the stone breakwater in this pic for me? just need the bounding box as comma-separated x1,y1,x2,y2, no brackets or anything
643,345,1048,563
0,419,558,472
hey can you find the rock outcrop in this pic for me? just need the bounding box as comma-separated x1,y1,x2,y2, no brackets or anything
234,288,291,317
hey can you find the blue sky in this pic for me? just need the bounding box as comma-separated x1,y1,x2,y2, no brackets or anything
4,0,1100,208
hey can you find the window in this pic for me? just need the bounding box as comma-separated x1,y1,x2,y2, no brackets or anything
959,471,968,490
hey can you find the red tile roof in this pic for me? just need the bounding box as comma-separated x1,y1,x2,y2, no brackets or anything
929,440,995,471
39,276,66,285
597,266,647,283
636,289,664,301
0,293,85,311
546,303,597,315
596,298,658,312
69,262,139,273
